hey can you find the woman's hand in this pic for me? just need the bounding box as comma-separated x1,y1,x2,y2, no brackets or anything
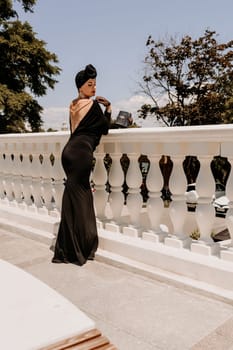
95,96,111,107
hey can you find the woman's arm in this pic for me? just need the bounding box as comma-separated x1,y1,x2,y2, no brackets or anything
95,95,112,120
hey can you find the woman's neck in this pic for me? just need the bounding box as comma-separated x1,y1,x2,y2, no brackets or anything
78,92,90,100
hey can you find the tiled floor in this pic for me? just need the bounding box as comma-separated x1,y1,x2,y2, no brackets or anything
1,228,233,350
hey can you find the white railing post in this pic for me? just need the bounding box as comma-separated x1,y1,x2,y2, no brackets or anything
50,142,65,216
11,143,23,207
107,152,124,231
195,156,216,242
29,143,43,212
162,142,191,248
1,144,9,204
146,155,164,230
92,147,108,225
7,144,16,206
141,141,165,243
0,143,6,201
20,143,33,209
225,157,233,206
220,142,233,260
225,155,233,246
167,155,190,247
2,144,14,205
125,152,143,235
40,143,53,214
190,141,219,255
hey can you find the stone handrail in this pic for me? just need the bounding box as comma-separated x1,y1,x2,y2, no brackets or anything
1,125,233,261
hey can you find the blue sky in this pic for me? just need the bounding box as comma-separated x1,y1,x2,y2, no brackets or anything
15,0,233,129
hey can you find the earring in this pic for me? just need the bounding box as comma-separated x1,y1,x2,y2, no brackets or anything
79,91,86,99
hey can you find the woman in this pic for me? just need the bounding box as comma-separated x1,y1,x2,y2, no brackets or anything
52,64,111,266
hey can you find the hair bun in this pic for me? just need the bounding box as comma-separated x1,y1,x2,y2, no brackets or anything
84,64,97,79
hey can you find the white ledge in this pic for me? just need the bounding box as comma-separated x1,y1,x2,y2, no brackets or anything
0,259,95,350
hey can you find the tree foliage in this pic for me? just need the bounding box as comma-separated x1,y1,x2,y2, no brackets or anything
139,30,233,126
0,0,61,133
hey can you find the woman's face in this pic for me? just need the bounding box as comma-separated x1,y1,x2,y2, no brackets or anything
80,78,96,98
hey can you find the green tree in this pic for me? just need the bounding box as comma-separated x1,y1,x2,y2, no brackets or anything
139,30,233,126
0,0,61,133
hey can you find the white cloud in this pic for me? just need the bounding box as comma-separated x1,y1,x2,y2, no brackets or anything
112,94,152,117
42,107,69,131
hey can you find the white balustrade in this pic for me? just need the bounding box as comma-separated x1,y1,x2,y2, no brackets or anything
1,126,233,259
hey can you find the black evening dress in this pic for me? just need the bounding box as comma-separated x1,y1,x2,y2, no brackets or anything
52,100,110,265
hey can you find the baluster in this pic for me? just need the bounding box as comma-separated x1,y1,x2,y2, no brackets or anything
40,143,53,214
92,151,108,227
31,176,43,211
0,144,8,203
21,176,33,208
223,210,233,261
20,143,33,209
124,153,142,236
50,142,65,217
11,143,23,206
29,143,43,212
221,151,233,260
142,154,165,243
224,155,233,245
8,144,18,207
191,155,217,255
107,153,124,232
0,151,5,201
3,145,14,205
41,178,53,213
226,157,233,207
165,155,191,248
